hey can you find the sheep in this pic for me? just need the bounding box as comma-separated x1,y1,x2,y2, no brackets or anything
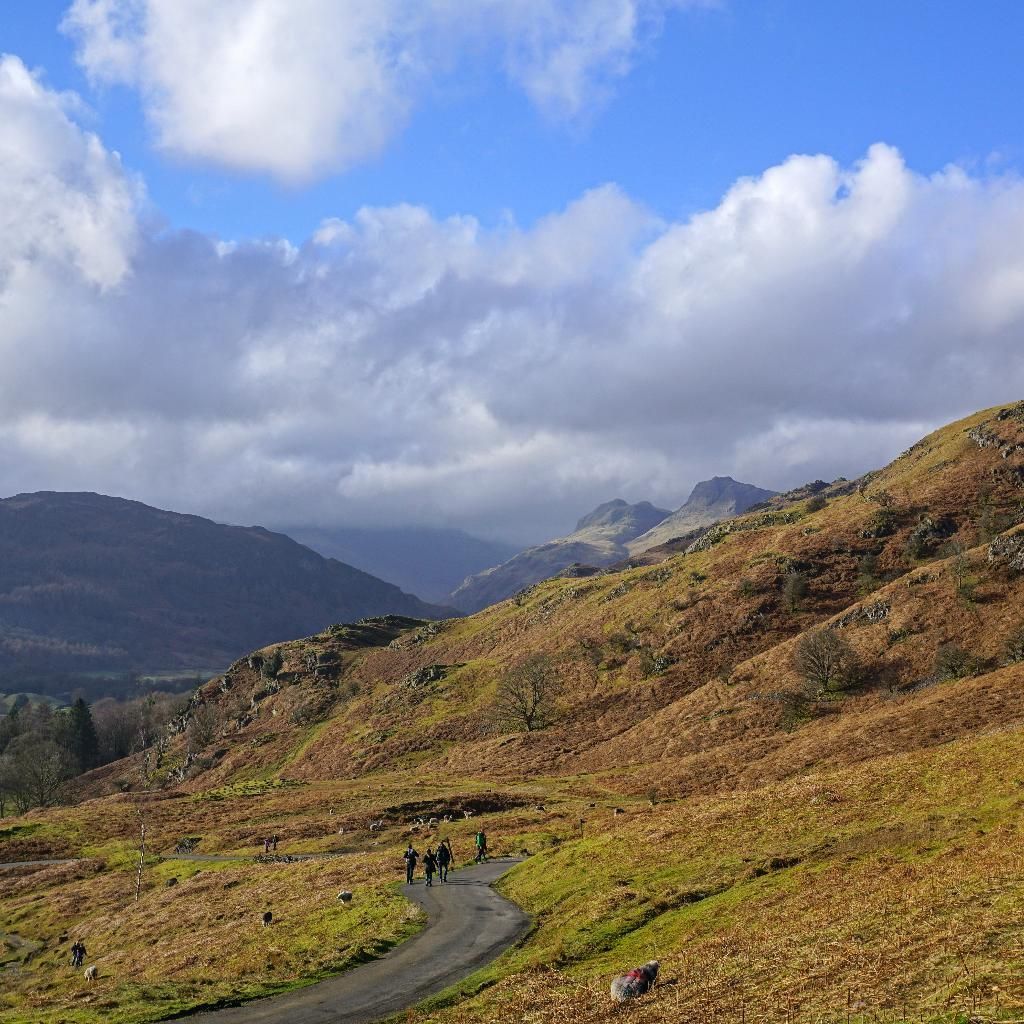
84,965,98,982
369,820,385,832
463,809,474,819
261,911,273,927
613,807,625,816
337,890,353,903
535,804,547,812
610,961,659,1002
428,817,439,827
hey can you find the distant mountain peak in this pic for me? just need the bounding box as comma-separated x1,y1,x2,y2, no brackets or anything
626,476,777,555
574,498,669,534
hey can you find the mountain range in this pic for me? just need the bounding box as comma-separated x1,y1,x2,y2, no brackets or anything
450,476,775,612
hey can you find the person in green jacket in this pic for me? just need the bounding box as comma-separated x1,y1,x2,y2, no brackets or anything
474,829,487,863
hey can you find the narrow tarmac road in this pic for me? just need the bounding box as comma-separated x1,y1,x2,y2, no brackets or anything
169,858,530,1024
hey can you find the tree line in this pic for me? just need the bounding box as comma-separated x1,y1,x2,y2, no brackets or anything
0,691,187,815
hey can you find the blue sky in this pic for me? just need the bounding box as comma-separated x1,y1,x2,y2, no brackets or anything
6,1,1024,242
2,1,1024,544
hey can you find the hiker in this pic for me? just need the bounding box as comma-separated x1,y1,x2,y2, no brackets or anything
403,844,419,884
436,838,453,882
263,837,271,855
474,829,488,863
271,835,278,852
423,847,438,887
70,940,86,968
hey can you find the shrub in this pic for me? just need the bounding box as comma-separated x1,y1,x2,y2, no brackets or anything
806,494,828,513
793,629,860,695
738,579,757,598
261,649,284,679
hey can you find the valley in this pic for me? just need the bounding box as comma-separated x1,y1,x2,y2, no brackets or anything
3,402,1024,1023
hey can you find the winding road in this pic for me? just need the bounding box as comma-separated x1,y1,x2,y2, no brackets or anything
168,857,530,1024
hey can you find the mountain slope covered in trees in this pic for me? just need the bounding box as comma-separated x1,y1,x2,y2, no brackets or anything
0,492,453,697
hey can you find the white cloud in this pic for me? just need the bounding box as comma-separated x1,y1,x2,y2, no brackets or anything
61,0,700,180
0,55,139,288
2,62,1024,543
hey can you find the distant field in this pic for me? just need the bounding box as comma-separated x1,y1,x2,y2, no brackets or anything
0,692,63,711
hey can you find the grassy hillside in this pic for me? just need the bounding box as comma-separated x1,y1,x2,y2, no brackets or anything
3,402,1024,1022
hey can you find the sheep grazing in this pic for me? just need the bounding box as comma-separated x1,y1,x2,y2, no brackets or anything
261,911,273,927
613,807,625,816
84,965,98,982
337,890,353,903
610,961,659,1002
463,809,474,819
535,804,546,812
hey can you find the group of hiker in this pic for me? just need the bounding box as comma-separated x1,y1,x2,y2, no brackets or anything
403,829,488,885
69,940,86,968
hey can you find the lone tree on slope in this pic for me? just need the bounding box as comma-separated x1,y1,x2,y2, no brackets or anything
793,629,860,695
494,654,563,732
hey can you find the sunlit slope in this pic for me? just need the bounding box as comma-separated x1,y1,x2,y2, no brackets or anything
141,402,1024,800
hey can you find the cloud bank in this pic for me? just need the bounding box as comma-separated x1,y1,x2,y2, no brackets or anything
61,0,700,181
2,55,1024,543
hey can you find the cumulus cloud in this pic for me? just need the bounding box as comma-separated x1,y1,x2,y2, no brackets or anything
2,59,1024,543
60,0,700,180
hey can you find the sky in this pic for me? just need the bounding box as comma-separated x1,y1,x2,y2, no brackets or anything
2,1,1024,546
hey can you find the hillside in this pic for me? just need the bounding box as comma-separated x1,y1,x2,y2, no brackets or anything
0,493,453,697
284,524,518,604
449,498,670,612
5,402,1024,1023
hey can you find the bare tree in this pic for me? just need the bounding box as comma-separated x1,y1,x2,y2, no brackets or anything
2,735,77,811
1005,624,1024,665
186,702,219,753
793,629,860,695
493,655,563,732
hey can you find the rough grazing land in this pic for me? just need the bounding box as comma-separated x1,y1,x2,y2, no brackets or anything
3,403,1024,1022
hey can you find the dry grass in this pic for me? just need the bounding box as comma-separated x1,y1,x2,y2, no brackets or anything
4,402,1024,1022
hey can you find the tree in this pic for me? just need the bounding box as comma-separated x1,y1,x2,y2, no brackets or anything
65,698,99,771
793,629,860,695
782,571,808,613
493,655,563,732
3,734,77,812
1005,625,1024,665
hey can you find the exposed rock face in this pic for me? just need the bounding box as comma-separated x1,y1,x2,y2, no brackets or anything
449,499,671,612
627,477,778,554
988,532,1024,573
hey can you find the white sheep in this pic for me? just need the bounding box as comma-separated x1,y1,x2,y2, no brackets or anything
84,965,98,982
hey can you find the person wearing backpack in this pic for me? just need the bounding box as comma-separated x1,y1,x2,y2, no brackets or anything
403,843,419,884
423,847,438,886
